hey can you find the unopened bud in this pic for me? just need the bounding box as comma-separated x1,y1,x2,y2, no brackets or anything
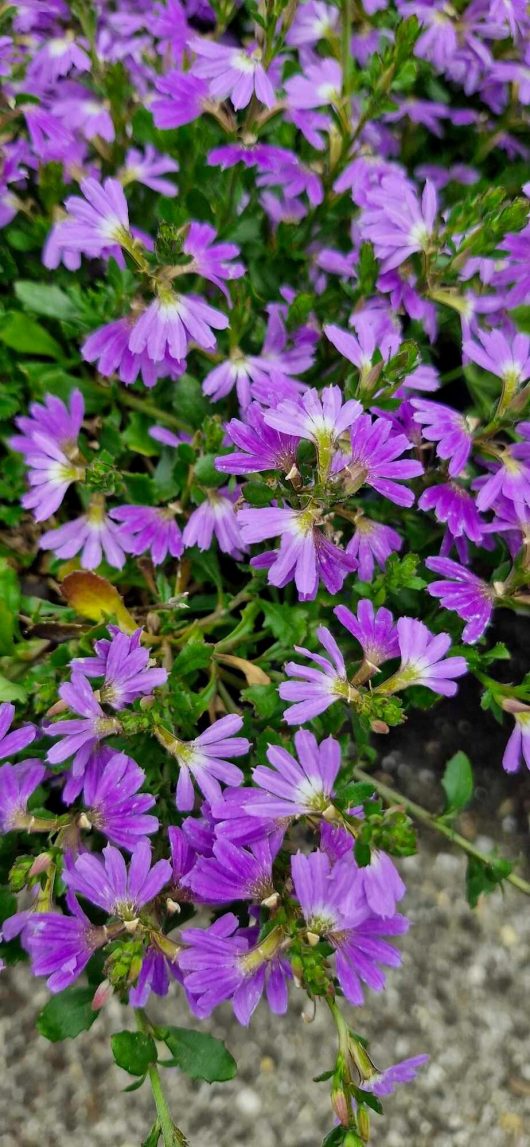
370,719,389,734
331,1081,350,1127
166,897,181,915
29,852,53,878
357,1107,370,1141
46,698,69,717
344,1132,364,1147
91,979,113,1011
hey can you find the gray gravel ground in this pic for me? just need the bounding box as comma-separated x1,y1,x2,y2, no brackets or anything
1,740,530,1147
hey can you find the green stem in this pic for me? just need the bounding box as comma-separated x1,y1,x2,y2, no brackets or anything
341,0,352,96
135,1011,187,1147
351,766,530,896
108,387,189,432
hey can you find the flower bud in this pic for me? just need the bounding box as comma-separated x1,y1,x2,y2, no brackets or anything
91,979,113,1011
357,1107,370,1141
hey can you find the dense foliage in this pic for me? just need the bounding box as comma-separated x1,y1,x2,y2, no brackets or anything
1,0,530,1142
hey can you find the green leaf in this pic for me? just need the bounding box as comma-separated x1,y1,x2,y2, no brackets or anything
242,480,274,507
466,855,513,908
242,682,282,721
157,1027,237,1083
0,313,61,357
261,601,308,646
14,281,77,321
111,1031,157,1076
172,638,212,677
194,453,225,488
123,413,160,457
142,1120,161,1147
36,988,99,1042
441,751,473,813
0,675,27,702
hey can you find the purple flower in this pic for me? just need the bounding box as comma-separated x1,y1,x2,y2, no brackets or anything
28,35,90,85
128,292,228,363
39,502,128,570
246,730,340,818
24,893,107,993
182,222,244,296
345,516,403,581
161,715,250,811
0,703,36,761
263,386,361,477
353,850,407,919
81,751,158,852
189,38,275,110
152,71,209,129
324,320,399,376
56,177,130,257
286,1,338,45
0,760,45,832
111,505,184,565
380,618,467,697
502,702,530,773
179,913,290,1024
121,145,178,196
334,600,399,668
285,58,342,109
346,414,423,507
366,1055,429,1097
64,841,171,918
128,947,181,1009
82,318,184,389
418,482,483,545
360,177,437,271
210,787,285,847
205,303,315,408
463,328,530,396
238,506,356,600
10,390,85,521
291,851,408,1004
183,488,246,560
44,673,121,776
183,838,277,904
279,626,353,725
215,403,300,477
71,627,167,708
167,825,197,904
411,398,474,477
474,444,530,516
425,556,494,644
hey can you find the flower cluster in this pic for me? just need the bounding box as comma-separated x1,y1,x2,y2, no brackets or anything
1,0,530,1142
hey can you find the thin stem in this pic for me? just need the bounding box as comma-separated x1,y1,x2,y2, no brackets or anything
135,1010,187,1147
351,765,530,896
107,387,189,432
341,0,352,96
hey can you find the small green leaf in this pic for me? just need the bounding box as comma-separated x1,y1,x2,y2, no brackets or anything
142,1120,161,1147
14,281,77,321
0,675,27,703
124,1075,148,1093
157,1027,237,1083
111,1031,157,1076
0,313,61,357
354,839,371,868
466,855,513,908
441,751,473,813
36,988,99,1042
